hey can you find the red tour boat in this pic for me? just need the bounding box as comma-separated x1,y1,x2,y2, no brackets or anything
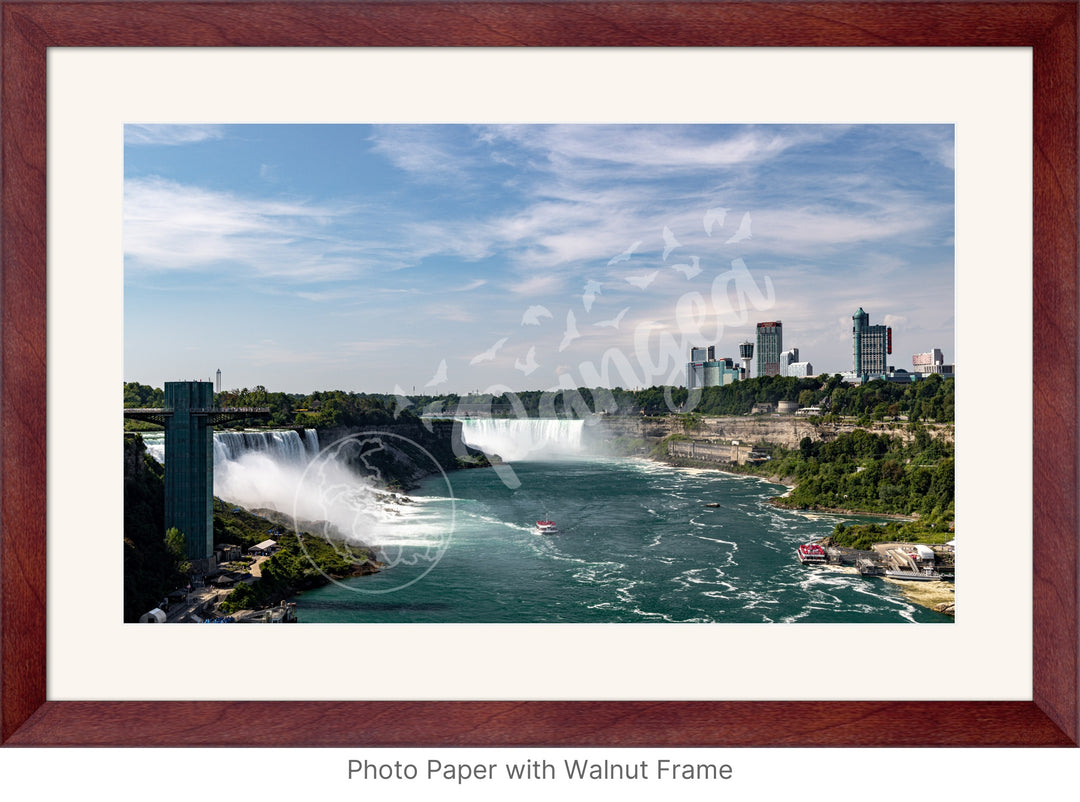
796,543,827,565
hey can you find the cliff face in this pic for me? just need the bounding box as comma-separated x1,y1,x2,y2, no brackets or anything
316,419,483,489
589,415,953,451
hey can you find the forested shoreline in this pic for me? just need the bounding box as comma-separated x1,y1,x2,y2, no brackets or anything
700,425,955,547
125,373,954,428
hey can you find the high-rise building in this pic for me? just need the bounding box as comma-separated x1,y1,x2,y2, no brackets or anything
690,345,716,363
913,348,954,376
686,347,739,390
913,349,944,369
852,308,891,376
779,348,800,377
756,321,783,377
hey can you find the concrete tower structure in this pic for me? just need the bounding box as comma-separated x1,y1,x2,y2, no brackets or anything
739,341,754,379
124,381,270,571
163,381,215,564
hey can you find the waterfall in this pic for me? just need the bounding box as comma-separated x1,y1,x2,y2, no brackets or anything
459,418,586,462
213,430,318,464
136,426,440,551
141,428,322,513
140,429,320,465
209,429,322,518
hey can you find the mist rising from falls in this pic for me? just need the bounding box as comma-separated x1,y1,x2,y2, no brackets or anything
143,429,324,515
459,418,587,462
139,428,440,549
211,430,322,516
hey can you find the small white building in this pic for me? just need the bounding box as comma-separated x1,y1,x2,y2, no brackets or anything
139,608,167,624
248,539,279,556
910,545,936,564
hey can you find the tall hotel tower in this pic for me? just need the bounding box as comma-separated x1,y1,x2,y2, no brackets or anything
852,307,891,376
756,321,783,377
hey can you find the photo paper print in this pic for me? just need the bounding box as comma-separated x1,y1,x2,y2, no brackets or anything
123,124,955,625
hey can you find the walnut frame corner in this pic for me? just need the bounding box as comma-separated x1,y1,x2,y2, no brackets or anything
1,1,1076,747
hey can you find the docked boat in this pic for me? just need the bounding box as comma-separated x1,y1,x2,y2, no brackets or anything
885,566,943,581
796,543,828,565
535,519,559,535
856,557,885,576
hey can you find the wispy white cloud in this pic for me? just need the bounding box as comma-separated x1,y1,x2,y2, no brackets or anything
368,126,470,180
124,177,381,281
426,304,476,323
125,124,954,391
509,273,565,297
124,124,227,146
450,279,487,292
484,125,839,172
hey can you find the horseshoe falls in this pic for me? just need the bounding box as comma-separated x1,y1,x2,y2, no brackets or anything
459,418,585,461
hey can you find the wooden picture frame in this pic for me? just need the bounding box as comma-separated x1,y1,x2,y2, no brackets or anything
2,1,1076,747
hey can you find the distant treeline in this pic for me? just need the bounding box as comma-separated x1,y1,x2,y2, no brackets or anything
123,372,954,429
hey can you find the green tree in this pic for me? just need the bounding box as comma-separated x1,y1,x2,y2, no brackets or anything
165,527,191,574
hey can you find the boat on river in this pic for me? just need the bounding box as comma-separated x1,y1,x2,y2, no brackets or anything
885,566,944,581
796,543,828,565
535,520,559,535
856,557,885,576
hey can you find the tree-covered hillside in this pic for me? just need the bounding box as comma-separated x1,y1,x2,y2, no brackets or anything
123,374,954,427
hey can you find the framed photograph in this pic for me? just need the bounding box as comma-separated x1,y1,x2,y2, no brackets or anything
2,1,1076,747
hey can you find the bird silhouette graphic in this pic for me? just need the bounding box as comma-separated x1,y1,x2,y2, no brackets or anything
470,337,509,365
582,280,602,312
703,207,729,236
559,310,581,352
670,255,701,279
607,240,642,265
595,307,630,329
391,385,414,418
514,346,540,375
521,305,553,326
726,211,752,244
626,271,658,289
425,359,448,387
662,226,681,261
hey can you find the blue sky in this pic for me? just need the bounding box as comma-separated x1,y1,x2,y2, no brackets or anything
124,124,954,395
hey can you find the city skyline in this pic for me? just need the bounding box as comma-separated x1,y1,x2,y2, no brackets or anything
124,124,955,394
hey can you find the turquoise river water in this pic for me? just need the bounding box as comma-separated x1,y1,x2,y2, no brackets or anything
290,456,951,624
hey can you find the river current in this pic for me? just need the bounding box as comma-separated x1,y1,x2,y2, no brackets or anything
139,424,950,623
293,456,950,624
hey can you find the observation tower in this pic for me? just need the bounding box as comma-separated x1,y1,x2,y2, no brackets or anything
125,381,270,568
